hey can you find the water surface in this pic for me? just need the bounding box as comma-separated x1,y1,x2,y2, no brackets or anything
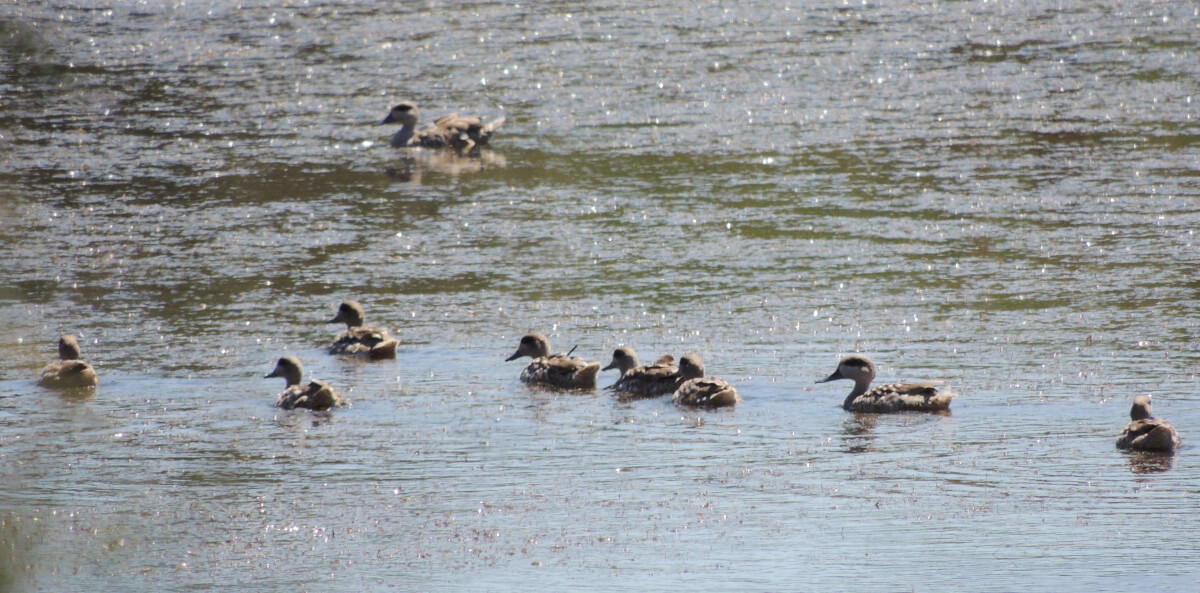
2,1,1199,591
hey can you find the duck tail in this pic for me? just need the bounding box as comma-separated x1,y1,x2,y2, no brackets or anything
369,339,399,360
575,362,601,386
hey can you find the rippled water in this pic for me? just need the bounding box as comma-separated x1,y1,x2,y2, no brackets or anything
2,1,1199,591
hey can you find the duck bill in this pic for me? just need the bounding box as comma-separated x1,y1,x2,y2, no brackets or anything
504,351,522,362
816,368,844,384
601,361,617,371
265,369,281,379
379,113,397,125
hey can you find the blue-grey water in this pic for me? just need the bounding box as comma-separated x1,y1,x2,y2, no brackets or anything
2,1,1199,591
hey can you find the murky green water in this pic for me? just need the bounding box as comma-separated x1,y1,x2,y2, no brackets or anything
2,1,1199,591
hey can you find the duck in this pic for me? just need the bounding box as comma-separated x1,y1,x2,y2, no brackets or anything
380,101,505,152
39,334,98,389
602,346,680,397
327,300,398,360
265,356,347,411
505,333,600,389
1116,394,1181,452
817,354,955,413
671,353,741,408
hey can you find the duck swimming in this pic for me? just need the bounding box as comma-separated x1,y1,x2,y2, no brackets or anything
817,354,955,413
671,354,741,408
39,334,98,389
380,101,505,152
1116,395,1181,452
266,356,347,411
327,300,398,360
505,333,601,390
602,346,680,398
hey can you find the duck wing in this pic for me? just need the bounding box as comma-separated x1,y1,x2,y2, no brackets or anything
672,377,741,408
277,380,345,411
1117,418,1181,451
329,326,396,359
609,360,681,397
39,360,99,388
847,381,954,413
520,354,600,389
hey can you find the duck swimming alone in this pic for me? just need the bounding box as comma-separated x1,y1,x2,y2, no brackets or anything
602,346,680,398
380,101,505,152
38,334,98,389
327,300,398,360
671,353,741,408
266,356,347,411
817,354,955,413
505,333,601,390
1116,395,1182,452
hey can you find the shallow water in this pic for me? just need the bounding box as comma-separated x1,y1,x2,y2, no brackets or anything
2,1,1199,591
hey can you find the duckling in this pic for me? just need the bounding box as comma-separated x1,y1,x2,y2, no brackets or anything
671,354,741,408
266,356,346,411
327,301,398,360
505,333,600,389
380,101,505,152
817,354,955,413
1116,395,1181,452
603,346,680,397
39,334,98,389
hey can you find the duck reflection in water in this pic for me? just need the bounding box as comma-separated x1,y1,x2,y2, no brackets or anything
841,413,879,454
384,149,507,183
1127,452,1174,475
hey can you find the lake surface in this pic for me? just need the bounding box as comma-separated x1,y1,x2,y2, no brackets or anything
2,1,1199,591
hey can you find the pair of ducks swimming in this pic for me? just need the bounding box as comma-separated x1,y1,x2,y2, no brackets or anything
264,300,398,411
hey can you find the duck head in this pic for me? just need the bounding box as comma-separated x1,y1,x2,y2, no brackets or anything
818,355,875,385
603,346,640,373
266,356,304,387
506,333,551,361
1130,394,1154,420
58,334,83,360
328,301,366,328
380,101,419,127
678,353,706,380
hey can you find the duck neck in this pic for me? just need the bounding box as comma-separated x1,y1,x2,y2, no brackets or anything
843,380,871,406
283,367,303,387
391,125,415,148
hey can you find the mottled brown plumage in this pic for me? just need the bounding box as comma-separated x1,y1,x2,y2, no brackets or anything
39,334,98,389
671,354,741,408
1116,395,1181,452
817,354,954,413
327,300,398,360
603,346,681,398
380,101,504,152
266,356,347,411
505,333,600,390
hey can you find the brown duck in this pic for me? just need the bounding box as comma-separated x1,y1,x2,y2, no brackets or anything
671,354,741,408
1116,395,1181,452
505,333,600,390
327,301,398,360
39,334,98,389
817,354,955,413
266,356,346,411
602,346,680,398
380,101,504,152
